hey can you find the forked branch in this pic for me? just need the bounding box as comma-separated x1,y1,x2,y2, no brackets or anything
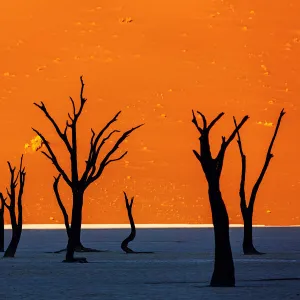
33,102,72,153
67,76,87,124
33,76,88,188
192,110,248,174
31,128,72,187
81,111,122,183
192,111,225,162
84,124,144,187
192,110,225,134
215,115,249,174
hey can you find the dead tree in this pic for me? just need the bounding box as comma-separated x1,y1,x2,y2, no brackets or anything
234,109,285,255
1,155,26,258
33,76,143,263
121,192,154,254
0,193,4,252
121,192,136,253
192,110,249,287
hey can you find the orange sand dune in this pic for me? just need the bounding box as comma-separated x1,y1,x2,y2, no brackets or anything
0,0,299,225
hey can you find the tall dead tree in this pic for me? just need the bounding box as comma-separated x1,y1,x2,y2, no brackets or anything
0,193,4,252
0,155,26,258
33,76,143,262
192,110,248,287
234,109,285,255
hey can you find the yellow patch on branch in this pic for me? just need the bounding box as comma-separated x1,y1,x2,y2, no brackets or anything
24,135,44,153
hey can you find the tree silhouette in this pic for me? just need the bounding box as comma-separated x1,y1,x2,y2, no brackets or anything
121,192,153,254
121,192,136,253
0,155,26,258
192,110,248,287
33,76,143,262
0,193,4,252
234,109,285,255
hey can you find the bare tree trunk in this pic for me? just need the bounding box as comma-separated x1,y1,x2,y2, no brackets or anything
4,213,22,258
52,175,99,254
0,208,4,252
192,111,248,287
242,208,262,254
209,184,235,287
4,228,21,257
65,189,86,262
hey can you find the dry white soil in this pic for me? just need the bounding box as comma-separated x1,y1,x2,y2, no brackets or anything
1,226,300,299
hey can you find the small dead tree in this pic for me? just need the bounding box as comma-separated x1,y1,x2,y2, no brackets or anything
121,192,136,253
0,193,4,252
0,155,26,258
192,110,248,287
121,192,153,254
234,109,285,255
33,76,143,262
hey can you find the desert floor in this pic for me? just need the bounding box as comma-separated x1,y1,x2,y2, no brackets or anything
0,1,300,225
1,226,300,299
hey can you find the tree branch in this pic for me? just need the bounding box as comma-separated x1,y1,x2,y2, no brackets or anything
192,111,227,165
124,191,134,211
84,129,121,181
105,151,128,167
192,110,225,135
0,193,4,211
69,97,76,120
17,157,26,229
197,111,207,129
191,110,203,134
248,109,285,210
81,111,122,184
0,193,9,210
53,174,70,236
86,124,144,186
32,128,72,186
192,150,202,163
7,161,17,210
216,115,249,175
207,112,225,131
233,116,247,211
33,102,72,153
72,76,87,123
17,155,26,207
